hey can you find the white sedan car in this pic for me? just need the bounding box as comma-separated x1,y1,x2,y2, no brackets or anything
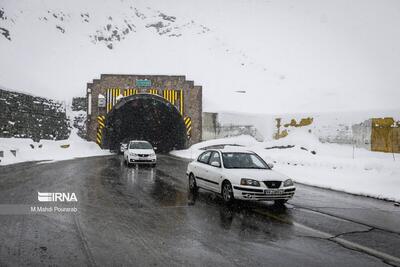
123,140,157,167
186,149,295,205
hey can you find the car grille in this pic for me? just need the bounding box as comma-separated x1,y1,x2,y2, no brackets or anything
264,181,282,188
138,154,149,157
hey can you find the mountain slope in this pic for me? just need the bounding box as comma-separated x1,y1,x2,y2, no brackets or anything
1,0,400,114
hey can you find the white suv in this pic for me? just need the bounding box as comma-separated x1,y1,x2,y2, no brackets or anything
123,140,157,167
186,148,295,205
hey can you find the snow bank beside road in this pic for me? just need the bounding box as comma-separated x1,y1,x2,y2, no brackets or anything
0,135,111,166
171,132,400,202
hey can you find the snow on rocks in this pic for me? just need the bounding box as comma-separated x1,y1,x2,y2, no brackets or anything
0,105,111,166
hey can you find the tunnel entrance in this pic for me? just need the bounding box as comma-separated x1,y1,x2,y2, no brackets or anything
103,94,187,152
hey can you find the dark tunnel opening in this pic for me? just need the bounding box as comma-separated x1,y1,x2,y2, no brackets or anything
103,95,187,153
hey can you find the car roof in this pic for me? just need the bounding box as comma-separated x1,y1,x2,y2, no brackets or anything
207,147,255,154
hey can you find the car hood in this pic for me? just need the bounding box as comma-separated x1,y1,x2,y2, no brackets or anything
223,168,289,181
127,149,154,154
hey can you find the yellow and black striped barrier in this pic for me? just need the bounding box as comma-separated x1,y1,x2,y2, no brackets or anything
163,89,175,104
149,89,159,95
106,88,121,113
123,89,138,97
106,88,184,115
96,115,106,146
107,88,141,113
184,116,192,139
179,89,183,115
163,89,184,115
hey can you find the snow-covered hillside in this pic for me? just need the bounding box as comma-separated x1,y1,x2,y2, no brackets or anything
0,104,110,166
1,0,400,114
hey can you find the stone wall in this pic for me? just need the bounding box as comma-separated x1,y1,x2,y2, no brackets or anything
202,112,264,141
203,111,400,153
202,112,218,140
371,118,400,153
0,89,70,141
352,120,371,149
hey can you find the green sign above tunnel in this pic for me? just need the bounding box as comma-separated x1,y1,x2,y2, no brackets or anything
136,79,152,87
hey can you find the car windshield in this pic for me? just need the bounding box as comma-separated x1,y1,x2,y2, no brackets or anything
129,142,153,149
222,152,269,169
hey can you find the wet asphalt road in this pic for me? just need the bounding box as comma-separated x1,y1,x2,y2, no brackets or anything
0,154,399,266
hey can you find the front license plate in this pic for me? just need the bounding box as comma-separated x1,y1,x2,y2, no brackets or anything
264,189,284,195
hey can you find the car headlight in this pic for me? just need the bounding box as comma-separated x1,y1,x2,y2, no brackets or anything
150,153,156,157
130,153,138,156
283,179,294,187
240,178,260,187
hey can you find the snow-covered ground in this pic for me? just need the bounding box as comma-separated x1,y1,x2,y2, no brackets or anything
0,108,111,166
171,131,400,202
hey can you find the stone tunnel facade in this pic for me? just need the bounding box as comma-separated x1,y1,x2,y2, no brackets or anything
86,74,202,149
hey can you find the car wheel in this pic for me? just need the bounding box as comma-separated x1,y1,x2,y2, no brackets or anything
222,181,234,204
274,199,288,206
188,174,198,192
152,163,156,168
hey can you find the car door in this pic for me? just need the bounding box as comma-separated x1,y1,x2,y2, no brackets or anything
194,151,212,189
203,151,223,192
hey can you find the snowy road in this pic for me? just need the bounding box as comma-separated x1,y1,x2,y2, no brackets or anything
0,155,399,266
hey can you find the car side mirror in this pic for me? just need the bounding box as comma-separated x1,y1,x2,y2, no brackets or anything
267,163,274,169
154,147,158,151
210,161,221,168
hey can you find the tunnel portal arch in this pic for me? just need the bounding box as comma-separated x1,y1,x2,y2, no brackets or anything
103,94,187,152
86,74,202,151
